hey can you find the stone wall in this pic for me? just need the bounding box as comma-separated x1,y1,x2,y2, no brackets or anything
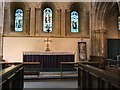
0,1,3,61
3,2,90,37
2,1,120,61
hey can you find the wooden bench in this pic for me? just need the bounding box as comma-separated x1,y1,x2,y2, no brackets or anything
88,56,107,68
0,62,16,68
0,64,23,90
22,62,40,77
0,62,40,76
60,62,78,76
79,61,100,67
78,63,120,89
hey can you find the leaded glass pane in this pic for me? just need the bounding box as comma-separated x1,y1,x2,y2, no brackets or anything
15,9,23,32
71,11,79,33
118,16,120,30
43,8,52,32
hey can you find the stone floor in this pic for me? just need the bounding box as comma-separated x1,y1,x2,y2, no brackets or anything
24,79,78,88
24,71,78,80
24,71,78,89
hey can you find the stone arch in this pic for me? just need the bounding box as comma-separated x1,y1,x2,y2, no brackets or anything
65,2,89,37
36,2,60,36
91,2,119,57
92,2,119,30
10,2,26,31
117,1,120,14
38,2,59,10
4,1,30,36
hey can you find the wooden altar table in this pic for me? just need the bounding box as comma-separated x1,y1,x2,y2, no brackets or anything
23,52,75,71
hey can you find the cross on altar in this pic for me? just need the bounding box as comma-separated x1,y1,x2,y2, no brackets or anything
44,29,52,51
44,38,52,51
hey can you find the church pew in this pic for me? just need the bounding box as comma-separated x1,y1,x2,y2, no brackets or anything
88,55,107,68
0,62,40,76
0,64,24,90
60,62,78,76
100,78,110,90
105,59,120,68
23,62,40,76
78,63,120,89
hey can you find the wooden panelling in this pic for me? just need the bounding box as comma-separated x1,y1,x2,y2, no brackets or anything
0,64,23,90
78,63,120,89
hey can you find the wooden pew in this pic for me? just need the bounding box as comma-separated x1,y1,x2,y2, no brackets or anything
87,56,107,68
60,62,78,76
23,62,40,76
76,56,106,69
0,62,16,69
0,62,40,76
0,64,23,90
105,59,120,68
78,63,120,89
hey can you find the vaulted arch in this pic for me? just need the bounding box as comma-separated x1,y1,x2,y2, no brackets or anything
36,2,61,36
4,2,30,36
91,2,119,57
65,2,89,37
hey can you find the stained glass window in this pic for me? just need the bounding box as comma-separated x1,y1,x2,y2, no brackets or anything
118,16,120,30
43,8,52,32
71,11,79,33
15,9,23,32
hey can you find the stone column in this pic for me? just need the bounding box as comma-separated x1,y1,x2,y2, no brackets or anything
65,9,70,36
91,29,107,57
56,9,61,36
61,9,67,36
39,8,42,35
80,12,89,36
85,12,89,35
26,8,30,35
30,7,35,36
35,8,41,36
0,1,4,61
4,6,10,35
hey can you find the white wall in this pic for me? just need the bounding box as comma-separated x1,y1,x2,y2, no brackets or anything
3,37,90,62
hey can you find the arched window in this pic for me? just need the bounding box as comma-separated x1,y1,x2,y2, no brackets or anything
118,16,120,30
43,8,52,32
15,9,23,32
71,11,79,33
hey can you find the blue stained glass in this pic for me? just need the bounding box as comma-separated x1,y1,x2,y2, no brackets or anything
71,11,79,33
118,16,120,30
43,8,52,32
15,9,23,32
118,21,120,30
